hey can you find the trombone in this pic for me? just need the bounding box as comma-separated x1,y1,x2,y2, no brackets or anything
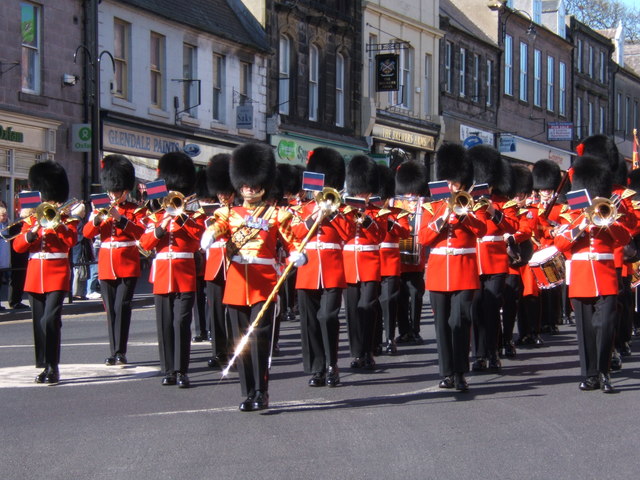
35,198,81,229
143,191,197,220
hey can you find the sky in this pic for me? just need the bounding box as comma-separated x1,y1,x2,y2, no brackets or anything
619,0,639,10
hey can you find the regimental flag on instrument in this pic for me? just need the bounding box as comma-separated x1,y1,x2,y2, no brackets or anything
302,171,325,192
470,183,491,200
633,128,639,170
18,191,41,209
90,193,111,210
344,196,367,209
566,189,592,210
145,179,168,200
428,181,451,201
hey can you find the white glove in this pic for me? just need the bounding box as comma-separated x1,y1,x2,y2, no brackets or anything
289,251,308,267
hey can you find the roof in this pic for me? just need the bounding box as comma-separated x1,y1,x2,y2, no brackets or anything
624,42,640,75
440,0,497,47
115,0,268,52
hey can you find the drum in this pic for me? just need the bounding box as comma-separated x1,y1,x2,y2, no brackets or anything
528,246,565,289
392,196,424,266
399,237,420,265
631,261,640,289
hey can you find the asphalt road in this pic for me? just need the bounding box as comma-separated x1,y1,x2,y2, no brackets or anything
1,296,640,480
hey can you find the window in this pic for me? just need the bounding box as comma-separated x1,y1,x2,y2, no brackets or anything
368,34,377,98
239,62,251,105
626,96,631,135
459,47,466,97
533,0,542,24
309,44,319,121
150,33,164,108
424,53,433,115
588,102,594,136
183,44,197,117
547,56,554,112
473,54,480,101
617,92,622,130
486,59,493,107
576,97,583,137
212,54,224,121
113,19,130,99
577,39,583,73
588,45,594,78
559,62,566,116
599,51,606,83
635,101,639,134
599,105,606,133
335,53,345,127
20,2,41,94
505,35,513,96
519,42,528,102
279,35,291,115
444,41,452,93
391,46,413,109
533,49,541,107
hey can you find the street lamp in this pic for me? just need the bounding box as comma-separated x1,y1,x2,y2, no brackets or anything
488,2,537,42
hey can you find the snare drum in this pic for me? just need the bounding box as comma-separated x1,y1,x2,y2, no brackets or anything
528,246,566,289
631,261,640,289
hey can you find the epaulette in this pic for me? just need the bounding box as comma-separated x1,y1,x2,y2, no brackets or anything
192,209,205,219
133,207,146,214
291,204,304,214
632,200,640,210
422,202,435,215
622,188,636,200
559,212,573,223
518,208,529,216
397,210,411,219
377,208,391,217
559,204,569,213
503,199,518,209
343,205,355,215
65,216,80,224
24,216,36,226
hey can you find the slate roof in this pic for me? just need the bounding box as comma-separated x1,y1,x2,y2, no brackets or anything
440,0,497,47
116,0,268,52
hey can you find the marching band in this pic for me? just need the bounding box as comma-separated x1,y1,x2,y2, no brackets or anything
14,134,640,409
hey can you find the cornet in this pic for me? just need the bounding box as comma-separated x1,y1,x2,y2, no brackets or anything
586,197,617,227
448,191,474,216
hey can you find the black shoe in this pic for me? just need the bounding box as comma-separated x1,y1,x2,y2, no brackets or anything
385,339,397,355
600,373,614,394
308,372,326,387
611,351,622,371
412,333,424,345
515,335,533,346
350,357,364,369
115,353,127,365
207,354,227,370
252,391,269,411
192,334,205,342
272,344,280,357
11,303,28,310
286,309,297,322
439,376,454,389
454,373,469,392
207,331,213,342
488,356,502,371
326,366,340,387
395,333,414,344
239,393,255,412
533,335,544,347
620,343,632,357
363,353,376,370
162,373,177,386
471,358,487,372
373,344,383,356
504,341,516,358
44,367,59,385
579,376,600,391
176,373,190,389
35,368,48,384
105,356,116,366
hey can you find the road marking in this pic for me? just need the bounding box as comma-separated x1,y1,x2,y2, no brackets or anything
0,341,161,349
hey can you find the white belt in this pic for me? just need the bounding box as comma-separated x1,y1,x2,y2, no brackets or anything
155,252,194,260
101,241,137,249
343,244,380,252
29,252,68,260
480,236,504,242
231,255,276,266
430,247,476,256
572,252,614,261
380,242,400,249
306,242,341,250
208,240,226,249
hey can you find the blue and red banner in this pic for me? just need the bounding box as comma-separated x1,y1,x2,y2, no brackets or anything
566,189,592,210
302,171,325,192
90,193,111,210
470,183,490,199
428,181,451,201
344,196,367,209
18,191,41,209
145,179,168,200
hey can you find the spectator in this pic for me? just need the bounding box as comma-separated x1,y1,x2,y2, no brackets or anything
0,205,10,311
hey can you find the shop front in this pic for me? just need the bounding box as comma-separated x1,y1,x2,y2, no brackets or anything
497,134,573,170
370,121,438,172
270,132,369,166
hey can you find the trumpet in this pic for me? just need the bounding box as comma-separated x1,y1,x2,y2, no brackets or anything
161,191,196,216
314,187,342,215
35,198,81,229
448,191,474,216
586,197,617,227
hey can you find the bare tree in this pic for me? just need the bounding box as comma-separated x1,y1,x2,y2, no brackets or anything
565,0,640,42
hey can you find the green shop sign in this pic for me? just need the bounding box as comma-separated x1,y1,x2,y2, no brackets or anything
0,125,25,143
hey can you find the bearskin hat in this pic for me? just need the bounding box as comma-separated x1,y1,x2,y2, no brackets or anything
157,151,196,196
376,163,395,200
532,159,561,191
510,165,533,196
230,142,276,196
612,158,629,187
466,144,503,187
206,153,234,197
307,147,345,190
493,158,513,197
100,154,135,192
268,165,285,204
277,163,303,196
628,168,640,193
571,154,612,199
436,143,473,189
347,155,379,195
396,160,429,196
28,161,69,203
577,134,619,170
193,168,212,199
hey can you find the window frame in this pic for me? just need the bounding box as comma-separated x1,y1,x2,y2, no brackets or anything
459,47,466,98
279,35,291,115
559,61,566,116
212,53,225,122
149,32,165,109
533,49,541,107
519,41,528,102
113,18,131,99
546,55,555,112
335,52,345,127
504,34,513,96
20,2,41,94
308,44,319,121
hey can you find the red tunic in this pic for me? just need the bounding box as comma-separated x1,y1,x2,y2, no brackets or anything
379,208,411,277
201,205,230,281
475,195,519,275
342,206,387,283
82,201,146,279
13,215,78,294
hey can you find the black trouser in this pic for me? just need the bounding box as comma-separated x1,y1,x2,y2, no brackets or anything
502,273,523,344
540,286,562,328
154,292,195,375
616,272,633,349
380,275,401,342
206,270,230,358
228,302,274,396
472,273,505,359
9,251,28,307
430,290,475,376
345,281,380,358
283,271,297,313
100,277,137,356
193,276,207,337
298,288,342,374
29,290,66,368
572,295,616,376
517,295,541,338
397,271,425,336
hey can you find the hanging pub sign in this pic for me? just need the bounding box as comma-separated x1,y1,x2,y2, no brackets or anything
376,53,399,92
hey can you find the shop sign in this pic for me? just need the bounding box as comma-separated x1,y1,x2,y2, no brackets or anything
371,125,435,151
376,54,399,92
271,134,367,165
459,125,494,146
499,135,517,153
547,122,573,141
463,135,483,149
103,125,183,158
0,124,25,143
183,143,201,157
236,105,253,130
71,123,91,152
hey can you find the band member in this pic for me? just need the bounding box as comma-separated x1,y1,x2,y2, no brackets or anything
554,155,630,393
343,155,387,370
83,154,146,366
419,143,486,391
627,169,640,337
14,161,78,384
139,152,204,388
394,161,429,347
206,143,299,411
200,153,234,370
375,163,410,354
191,169,211,344
468,145,519,372
292,148,353,387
